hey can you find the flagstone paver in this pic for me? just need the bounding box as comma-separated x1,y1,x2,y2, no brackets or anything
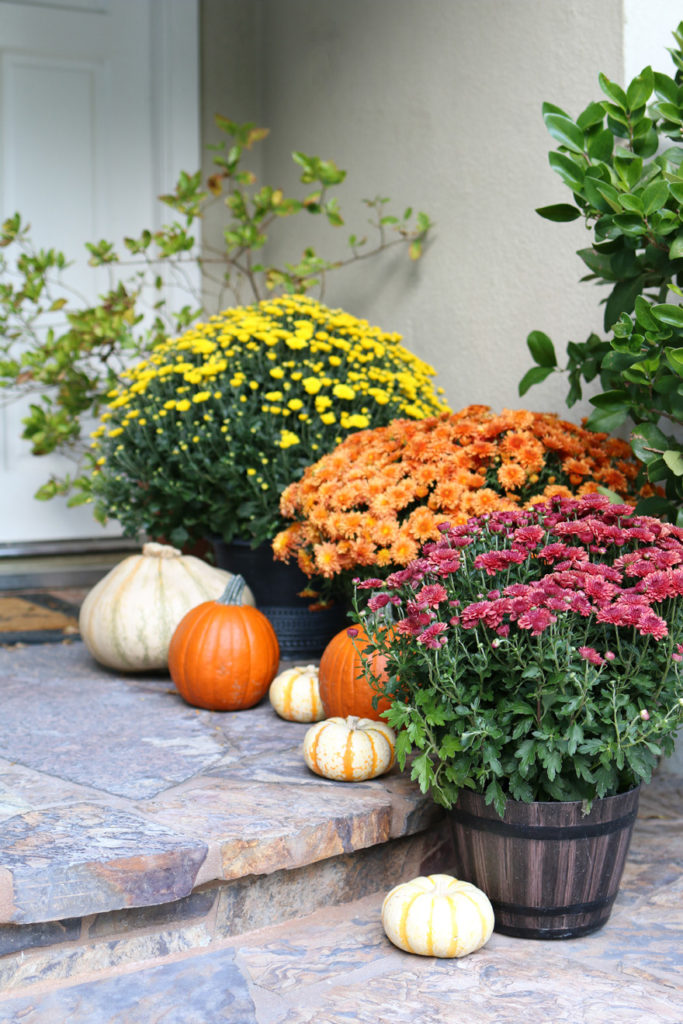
0,639,680,1021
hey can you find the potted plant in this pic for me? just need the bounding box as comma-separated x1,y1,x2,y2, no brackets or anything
355,493,683,938
519,22,683,523
273,404,647,598
88,293,448,655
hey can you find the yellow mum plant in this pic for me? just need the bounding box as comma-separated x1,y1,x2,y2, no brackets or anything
90,294,448,547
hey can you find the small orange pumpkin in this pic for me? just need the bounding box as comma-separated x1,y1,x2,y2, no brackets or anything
168,574,279,710
318,626,392,722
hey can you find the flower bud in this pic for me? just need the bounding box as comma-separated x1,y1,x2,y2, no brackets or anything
640,709,650,721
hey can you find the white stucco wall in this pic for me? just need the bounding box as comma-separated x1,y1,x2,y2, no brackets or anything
202,0,629,419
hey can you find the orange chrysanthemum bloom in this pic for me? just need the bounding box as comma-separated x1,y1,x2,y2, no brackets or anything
273,405,645,580
497,462,527,491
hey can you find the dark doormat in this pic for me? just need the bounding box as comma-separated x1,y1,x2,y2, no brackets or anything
0,592,80,645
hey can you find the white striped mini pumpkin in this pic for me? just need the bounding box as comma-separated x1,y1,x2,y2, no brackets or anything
269,665,325,722
302,715,396,781
381,873,494,958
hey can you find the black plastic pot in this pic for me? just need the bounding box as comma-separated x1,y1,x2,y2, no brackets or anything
211,538,347,659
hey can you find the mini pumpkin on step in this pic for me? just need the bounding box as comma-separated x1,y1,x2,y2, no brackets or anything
269,664,325,722
302,715,396,781
382,874,494,958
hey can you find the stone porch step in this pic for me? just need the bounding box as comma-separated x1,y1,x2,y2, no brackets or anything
0,774,682,1023
0,642,451,996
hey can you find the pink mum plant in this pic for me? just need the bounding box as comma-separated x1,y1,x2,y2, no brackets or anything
357,494,683,813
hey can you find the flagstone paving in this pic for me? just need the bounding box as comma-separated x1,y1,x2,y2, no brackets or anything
0,639,681,1022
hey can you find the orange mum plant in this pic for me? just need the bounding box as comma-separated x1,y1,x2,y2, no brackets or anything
273,405,647,582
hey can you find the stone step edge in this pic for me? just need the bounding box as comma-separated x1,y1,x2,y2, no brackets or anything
0,818,456,997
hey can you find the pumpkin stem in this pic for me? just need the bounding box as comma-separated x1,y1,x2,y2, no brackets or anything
218,573,248,606
346,715,360,730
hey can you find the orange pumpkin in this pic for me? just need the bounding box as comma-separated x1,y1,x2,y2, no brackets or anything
318,626,392,721
168,574,280,711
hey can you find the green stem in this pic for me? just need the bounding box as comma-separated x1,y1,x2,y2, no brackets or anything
218,573,247,605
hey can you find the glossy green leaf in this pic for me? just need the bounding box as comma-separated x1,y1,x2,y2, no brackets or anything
548,151,585,192
634,296,660,330
544,113,585,154
596,182,624,213
527,330,557,367
669,231,683,260
589,388,630,409
585,405,629,432
664,347,683,374
626,66,654,110
655,100,683,124
619,194,644,214
663,449,683,475
599,72,628,110
652,303,683,328
642,180,669,215
602,102,630,128
630,422,670,463
535,204,581,222
586,129,613,162
518,365,554,396
654,71,679,104
577,101,606,129
542,101,570,119
614,154,643,190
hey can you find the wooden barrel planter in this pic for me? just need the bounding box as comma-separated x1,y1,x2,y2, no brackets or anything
449,787,640,939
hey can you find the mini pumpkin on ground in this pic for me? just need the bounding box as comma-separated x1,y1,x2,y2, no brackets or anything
302,715,396,781
318,626,392,721
381,874,494,958
168,574,279,711
269,664,325,722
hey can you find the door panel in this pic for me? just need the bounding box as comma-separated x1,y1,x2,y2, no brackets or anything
0,0,199,543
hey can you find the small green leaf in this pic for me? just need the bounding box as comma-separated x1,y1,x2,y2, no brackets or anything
669,232,683,260
641,180,669,215
527,330,557,367
599,73,628,110
544,113,585,154
577,101,606,129
586,129,613,162
548,151,585,191
518,365,554,396
652,303,683,328
664,347,683,375
535,204,581,222
626,66,654,110
663,449,683,476
630,422,669,463
585,405,629,433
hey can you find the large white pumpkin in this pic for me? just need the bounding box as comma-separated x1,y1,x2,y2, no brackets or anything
78,542,254,671
381,874,494,958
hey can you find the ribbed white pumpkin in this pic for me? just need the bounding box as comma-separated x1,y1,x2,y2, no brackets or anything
302,715,396,781
269,664,324,722
78,542,255,671
382,874,494,958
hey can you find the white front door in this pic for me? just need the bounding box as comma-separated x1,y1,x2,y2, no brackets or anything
0,0,199,544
